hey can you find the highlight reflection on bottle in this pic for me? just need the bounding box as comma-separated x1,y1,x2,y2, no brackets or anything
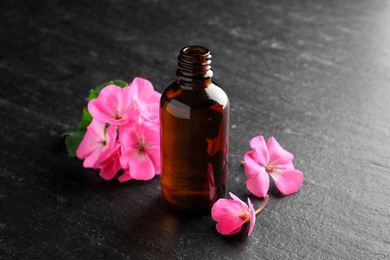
160,46,229,212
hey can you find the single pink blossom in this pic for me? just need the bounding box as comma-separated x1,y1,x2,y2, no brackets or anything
211,192,268,236
244,136,303,198
76,120,119,169
99,146,121,180
119,121,160,180
130,77,161,124
88,84,139,126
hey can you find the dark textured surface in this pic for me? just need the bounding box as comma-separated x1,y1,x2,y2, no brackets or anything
1,0,390,259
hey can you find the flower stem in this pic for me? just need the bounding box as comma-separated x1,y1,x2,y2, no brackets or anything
255,195,269,215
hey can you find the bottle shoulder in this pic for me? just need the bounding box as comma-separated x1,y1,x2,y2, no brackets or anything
161,81,229,109
205,82,229,109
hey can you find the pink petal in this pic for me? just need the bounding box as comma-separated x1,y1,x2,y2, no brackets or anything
82,149,102,168
249,136,268,166
124,108,140,126
150,91,162,104
89,119,106,138
129,78,160,124
141,101,160,123
87,99,109,124
246,169,270,198
99,84,123,99
139,105,160,124
119,149,133,172
129,155,155,180
121,86,135,113
121,82,132,93
267,137,294,166
215,221,243,235
131,77,154,101
147,146,161,174
247,198,256,236
211,199,246,222
244,151,265,177
118,171,132,182
121,87,141,125
105,125,118,150
119,123,139,149
140,122,160,147
229,192,249,209
144,91,161,112
99,149,121,180
270,168,303,196
280,162,296,171
76,130,98,159
99,160,119,180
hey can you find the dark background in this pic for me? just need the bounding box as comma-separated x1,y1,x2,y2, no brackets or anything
1,0,390,259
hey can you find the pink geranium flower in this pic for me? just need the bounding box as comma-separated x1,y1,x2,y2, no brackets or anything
244,136,303,198
211,192,268,236
99,146,121,180
130,77,161,124
88,84,139,126
76,120,119,169
119,121,160,181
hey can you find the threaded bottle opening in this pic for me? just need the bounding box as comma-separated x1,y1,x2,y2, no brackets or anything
182,46,209,56
177,46,213,87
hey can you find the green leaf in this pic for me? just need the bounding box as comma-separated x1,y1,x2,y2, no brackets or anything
64,131,85,157
77,107,93,130
88,80,128,100
88,89,99,100
110,80,128,88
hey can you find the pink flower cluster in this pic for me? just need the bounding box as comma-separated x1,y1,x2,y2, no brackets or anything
76,78,161,181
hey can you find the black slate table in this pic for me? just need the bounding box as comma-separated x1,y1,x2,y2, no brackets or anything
1,0,390,259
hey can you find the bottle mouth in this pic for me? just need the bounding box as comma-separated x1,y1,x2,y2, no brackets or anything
178,46,212,70
181,46,210,57
177,46,213,87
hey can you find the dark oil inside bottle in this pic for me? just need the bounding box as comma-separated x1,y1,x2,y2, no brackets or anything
160,46,229,212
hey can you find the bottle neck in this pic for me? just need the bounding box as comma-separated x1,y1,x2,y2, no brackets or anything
176,46,213,89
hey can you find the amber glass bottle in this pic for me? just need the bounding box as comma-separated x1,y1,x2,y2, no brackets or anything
160,46,229,212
